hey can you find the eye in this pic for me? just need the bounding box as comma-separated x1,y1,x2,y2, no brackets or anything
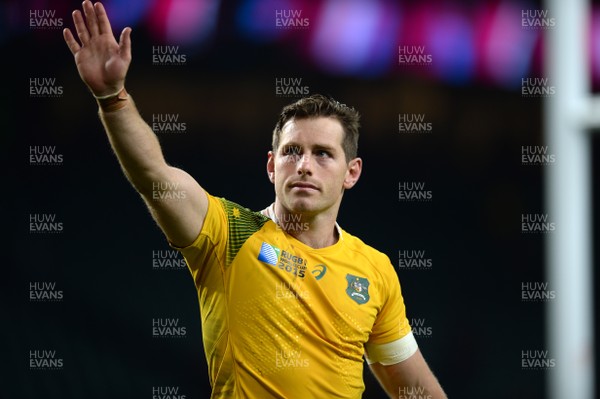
316,150,331,158
282,145,302,156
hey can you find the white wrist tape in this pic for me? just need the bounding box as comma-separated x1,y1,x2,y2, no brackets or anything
93,87,125,100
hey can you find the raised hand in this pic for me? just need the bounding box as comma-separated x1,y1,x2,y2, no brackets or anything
63,1,131,97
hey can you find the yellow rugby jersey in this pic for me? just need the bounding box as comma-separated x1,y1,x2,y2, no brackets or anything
174,193,412,398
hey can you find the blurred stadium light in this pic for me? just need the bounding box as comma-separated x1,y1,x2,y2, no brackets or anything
4,0,600,89
144,0,221,47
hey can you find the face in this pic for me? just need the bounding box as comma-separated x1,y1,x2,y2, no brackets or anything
267,117,362,217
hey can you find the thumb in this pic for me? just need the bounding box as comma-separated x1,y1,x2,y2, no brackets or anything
119,27,132,62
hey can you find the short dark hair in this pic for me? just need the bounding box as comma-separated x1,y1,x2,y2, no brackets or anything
272,94,361,161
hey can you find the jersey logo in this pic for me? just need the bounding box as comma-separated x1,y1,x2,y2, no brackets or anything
312,264,327,280
258,242,281,266
345,274,370,304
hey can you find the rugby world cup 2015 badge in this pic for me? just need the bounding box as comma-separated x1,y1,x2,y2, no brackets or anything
346,274,370,304
258,242,281,266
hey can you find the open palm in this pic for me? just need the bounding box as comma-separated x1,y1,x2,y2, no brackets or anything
63,1,131,97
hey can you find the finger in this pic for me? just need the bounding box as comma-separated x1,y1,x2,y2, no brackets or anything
83,0,100,37
72,9,90,45
94,2,112,35
63,28,81,55
119,27,132,61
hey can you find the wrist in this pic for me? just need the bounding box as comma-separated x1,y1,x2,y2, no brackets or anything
95,87,129,112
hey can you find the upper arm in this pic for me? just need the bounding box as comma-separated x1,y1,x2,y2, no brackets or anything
141,166,208,247
366,256,446,398
369,257,411,344
369,349,447,399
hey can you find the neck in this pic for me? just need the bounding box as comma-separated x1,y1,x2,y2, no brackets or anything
273,201,340,249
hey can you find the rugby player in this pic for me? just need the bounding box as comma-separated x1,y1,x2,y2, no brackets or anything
63,2,447,397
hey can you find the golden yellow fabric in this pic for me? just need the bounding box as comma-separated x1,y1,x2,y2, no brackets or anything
176,193,411,398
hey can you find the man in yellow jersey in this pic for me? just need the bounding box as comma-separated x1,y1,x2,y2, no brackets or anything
64,2,447,398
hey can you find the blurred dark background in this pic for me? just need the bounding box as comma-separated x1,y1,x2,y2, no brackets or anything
2,0,599,398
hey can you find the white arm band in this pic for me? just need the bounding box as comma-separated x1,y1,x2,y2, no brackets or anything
364,331,419,365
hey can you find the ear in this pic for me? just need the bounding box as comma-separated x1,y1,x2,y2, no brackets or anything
267,151,275,184
343,157,362,189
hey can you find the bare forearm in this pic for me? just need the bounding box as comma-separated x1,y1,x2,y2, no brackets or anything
392,369,447,399
98,96,168,194
386,375,447,399
398,383,447,399
65,1,208,246
370,350,447,399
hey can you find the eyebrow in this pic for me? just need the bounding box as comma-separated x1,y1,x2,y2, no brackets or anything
280,142,338,152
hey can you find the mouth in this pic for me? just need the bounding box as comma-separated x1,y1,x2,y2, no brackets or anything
289,182,320,191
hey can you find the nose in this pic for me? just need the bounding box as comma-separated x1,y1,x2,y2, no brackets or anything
297,153,312,176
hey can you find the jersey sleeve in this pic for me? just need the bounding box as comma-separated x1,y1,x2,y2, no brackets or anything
169,193,270,284
364,259,417,364
369,259,412,344
169,193,229,282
